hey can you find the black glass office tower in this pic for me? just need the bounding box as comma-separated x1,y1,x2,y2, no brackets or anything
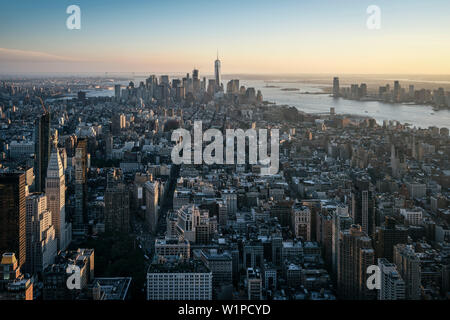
34,111,51,192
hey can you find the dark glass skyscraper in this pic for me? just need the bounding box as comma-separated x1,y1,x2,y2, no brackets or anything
0,172,26,268
34,111,51,192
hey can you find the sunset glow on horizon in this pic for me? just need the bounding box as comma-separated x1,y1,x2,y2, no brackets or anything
1,0,450,74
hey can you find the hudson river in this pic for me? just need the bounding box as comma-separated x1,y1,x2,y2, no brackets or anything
88,77,450,129
240,80,450,129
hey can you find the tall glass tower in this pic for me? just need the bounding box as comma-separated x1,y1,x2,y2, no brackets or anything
214,52,221,92
34,111,51,193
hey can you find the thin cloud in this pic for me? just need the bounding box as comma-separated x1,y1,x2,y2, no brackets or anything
0,48,84,63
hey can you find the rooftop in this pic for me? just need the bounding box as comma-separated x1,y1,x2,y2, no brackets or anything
92,277,132,300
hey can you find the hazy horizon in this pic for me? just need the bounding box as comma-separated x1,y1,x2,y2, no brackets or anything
2,72,450,90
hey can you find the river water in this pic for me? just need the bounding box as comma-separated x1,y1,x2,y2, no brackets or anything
239,80,450,129
89,77,450,129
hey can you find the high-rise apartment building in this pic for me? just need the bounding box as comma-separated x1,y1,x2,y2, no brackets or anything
332,206,352,279
316,209,333,267
393,244,421,300
74,139,88,236
25,193,57,274
351,177,376,238
378,258,406,300
104,169,130,233
217,200,228,226
222,189,237,218
145,180,159,233
338,225,375,300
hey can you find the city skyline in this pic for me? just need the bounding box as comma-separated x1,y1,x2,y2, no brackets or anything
0,0,449,306
1,0,450,74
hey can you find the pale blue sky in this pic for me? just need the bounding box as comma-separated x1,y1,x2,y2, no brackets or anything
1,0,449,73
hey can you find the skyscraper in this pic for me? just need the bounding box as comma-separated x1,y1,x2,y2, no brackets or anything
393,244,421,300
227,79,240,94
112,113,126,135
333,77,340,97
145,180,159,233
338,225,375,300
25,193,57,274
378,258,406,300
34,111,51,192
46,145,71,251
0,172,26,268
351,176,376,238
192,69,200,94
74,138,88,236
214,52,221,92
332,206,352,279
114,84,121,100
393,80,401,102
104,169,130,233
105,133,113,160
207,79,216,96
